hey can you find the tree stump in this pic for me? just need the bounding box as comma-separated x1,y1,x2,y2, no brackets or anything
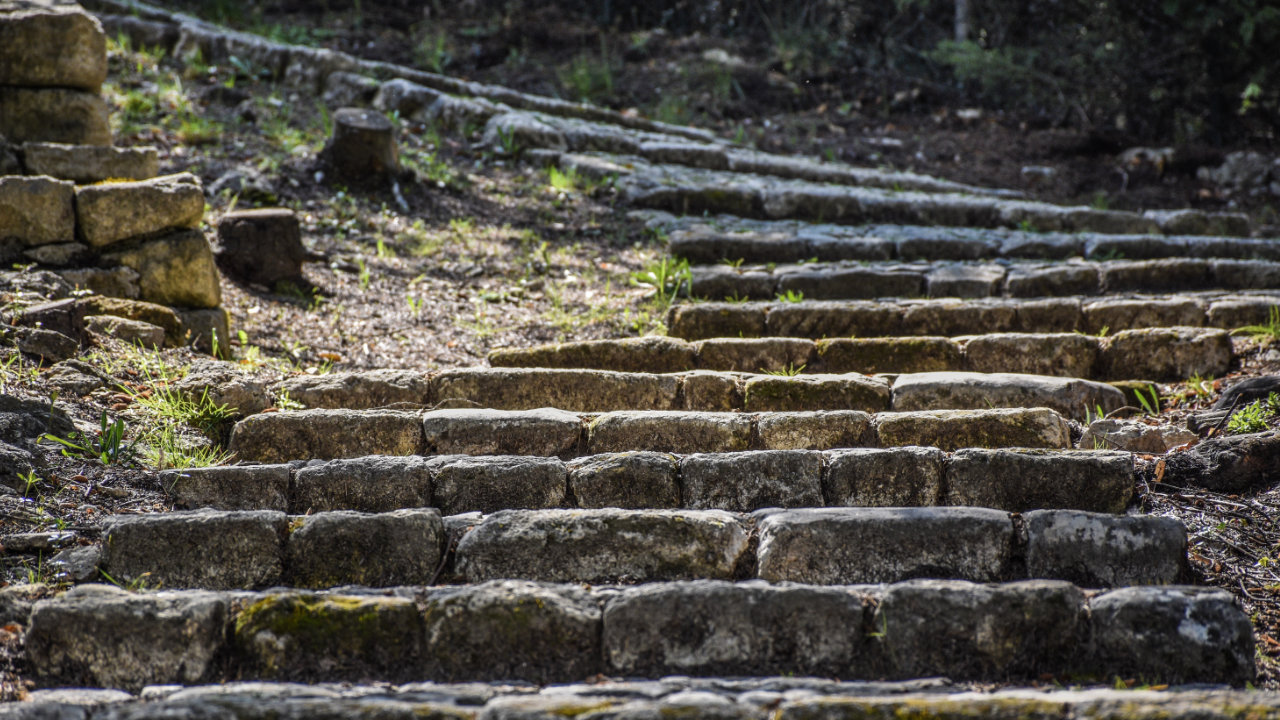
215,208,309,289
321,107,398,185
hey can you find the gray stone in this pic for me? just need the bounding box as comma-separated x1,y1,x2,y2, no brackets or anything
891,371,1125,422
21,142,157,183
1160,431,1280,493
0,87,110,145
1099,259,1212,293
0,583,45,625
566,452,680,509
823,447,945,507
229,409,425,463
603,580,867,677
0,392,74,448
0,175,74,246
172,360,272,417
422,580,600,683
56,266,139,299
679,370,741,411
1088,587,1254,685
285,508,443,588
1099,327,1233,381
756,507,1014,583
174,307,231,356
482,113,566,153
873,408,1073,450
776,265,924,300
667,303,765,340
100,229,221,308
215,208,310,288
1208,295,1280,329
1013,297,1084,333
6,325,77,362
162,464,290,512
1080,418,1198,453
274,369,430,410
689,265,774,300
75,296,179,344
1003,263,1100,297
372,78,442,119
755,410,873,450
962,333,1099,378
233,592,423,682
429,455,567,515
27,584,227,691
816,337,962,374
322,71,381,108
873,579,1086,680
680,450,823,511
766,301,902,339
925,263,1006,298
432,368,679,412
901,300,1016,336
83,315,165,348
455,509,748,583
25,241,88,266
101,509,286,590
1082,298,1205,334
490,336,695,374
0,2,106,90
1024,510,1187,587
945,449,1134,513
48,545,100,583
75,173,204,248
744,373,890,413
291,455,432,513
422,408,581,456
694,338,815,374
587,411,753,454
640,142,729,169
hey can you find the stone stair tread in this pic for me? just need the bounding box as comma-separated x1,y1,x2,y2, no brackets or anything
227,407,1080,463
171,446,1136,517
666,292,1280,340
24,580,1253,689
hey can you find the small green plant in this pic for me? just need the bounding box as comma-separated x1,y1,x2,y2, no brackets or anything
98,568,154,592
1233,306,1280,345
1090,191,1112,210
414,30,451,73
558,44,614,103
1228,399,1271,433
724,292,749,303
356,257,371,290
630,257,692,307
41,410,134,465
775,289,805,303
763,363,807,376
1083,404,1108,424
17,470,41,498
494,125,521,156
720,258,746,269
1134,386,1160,417
406,293,426,319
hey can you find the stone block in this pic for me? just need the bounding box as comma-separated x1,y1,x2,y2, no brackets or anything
680,450,824,511
432,368,679,412
744,373,891,413
0,175,74,246
1003,263,1100,297
101,509,286,590
891,371,1125,421
455,509,748,583
925,263,1006,298
690,265,775,299
162,464,290,512
587,411,753,454
1013,298,1083,333
873,408,1072,450
100,229,221,308
422,408,581,457
945,449,1134,513
1099,259,1212,293
667,303,766,340
84,315,164,347
822,446,945,507
0,2,106,90
429,455,567,515
490,336,696,373
755,410,873,450
566,452,681,509
229,409,425,463
1082,298,1204,334
291,455,432,513
694,337,815,374
274,369,430,410
75,173,204,248
0,87,110,145
1024,510,1187,586
901,300,1016,336
816,337,962,374
215,208,309,287
285,508,443,588
1210,259,1280,290
766,301,902,339
776,266,924,299
21,142,157,183
680,370,742,411
1099,327,1233,381
962,333,1099,378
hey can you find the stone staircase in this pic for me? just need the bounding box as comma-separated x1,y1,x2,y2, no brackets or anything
6,0,1279,714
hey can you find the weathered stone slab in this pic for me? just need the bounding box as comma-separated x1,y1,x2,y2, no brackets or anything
755,410,873,450
1013,297,1084,333
75,173,204,248
0,87,110,145
816,337,962,374
234,592,423,681
602,580,867,677
756,507,1014,583
694,338,815,374
489,336,696,373
689,265,775,299
291,455,432,513
1082,298,1204,334
100,229,221,308
901,300,1016,336
432,368,679,412
744,373,891,412
873,579,1086,680
84,314,164,347
429,455,567,515
873,408,1072,450
1100,259,1212,293
668,303,765,340
21,142,157,183
776,265,924,299
229,409,425,463
455,509,748,583
101,510,286,590
162,464,290,512
945,449,1134,513
680,450,824,511
1207,295,1279,329
766,301,902,339
566,451,681,509
27,585,226,691
422,580,600,683
285,509,443,588
1099,327,1233,381
891,371,1123,421
1003,263,1100,297
1210,259,1280,290
1024,510,1186,587
0,175,74,246
679,369,741,411
274,369,430,410
1089,587,1254,685
822,447,945,507
587,411,753,454
422,408,581,456
1081,418,1198,453
0,2,106,90
962,333,1099,378
1160,431,1280,493
925,263,1006,298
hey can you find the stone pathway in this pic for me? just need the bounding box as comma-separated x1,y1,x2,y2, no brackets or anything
5,0,1279,711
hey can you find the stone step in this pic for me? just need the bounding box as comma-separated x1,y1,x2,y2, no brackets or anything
690,258,1280,301
666,292,1280,340
9,683,1277,719
171,447,1134,516
268,367,1124,420
652,212,1261,264
25,580,1253,689
565,153,1250,237
228,407,1076,462
489,330,1232,381
87,507,1180,591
